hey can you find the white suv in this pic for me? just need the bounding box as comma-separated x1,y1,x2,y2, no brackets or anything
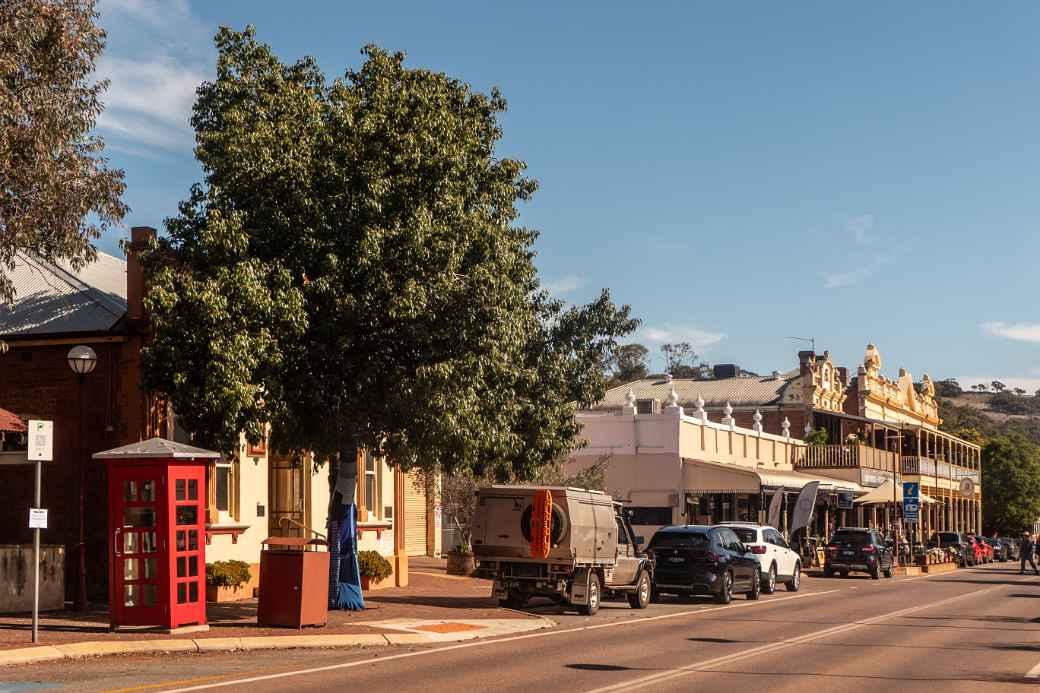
717,523,801,594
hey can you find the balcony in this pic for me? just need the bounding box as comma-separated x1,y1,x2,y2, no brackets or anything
900,455,978,481
795,443,899,471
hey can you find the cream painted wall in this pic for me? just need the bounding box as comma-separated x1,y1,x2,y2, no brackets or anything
207,441,269,565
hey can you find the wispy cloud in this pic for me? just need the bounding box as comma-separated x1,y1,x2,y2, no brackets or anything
95,0,211,153
823,269,872,289
847,214,875,245
637,324,725,349
981,321,1040,344
543,274,585,295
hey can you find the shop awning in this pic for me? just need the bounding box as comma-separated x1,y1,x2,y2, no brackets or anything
0,407,26,433
854,479,937,505
682,459,865,495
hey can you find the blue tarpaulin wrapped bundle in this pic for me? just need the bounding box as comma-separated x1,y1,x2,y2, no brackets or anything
327,450,365,611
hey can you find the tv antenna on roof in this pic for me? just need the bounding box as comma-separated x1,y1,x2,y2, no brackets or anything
787,336,815,352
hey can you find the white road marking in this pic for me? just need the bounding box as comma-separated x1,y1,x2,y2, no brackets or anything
581,584,1006,693
155,590,838,692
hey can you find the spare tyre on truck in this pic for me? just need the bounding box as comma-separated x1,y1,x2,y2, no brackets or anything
471,485,654,615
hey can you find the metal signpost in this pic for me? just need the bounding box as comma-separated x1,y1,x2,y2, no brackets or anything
27,419,53,644
903,481,920,558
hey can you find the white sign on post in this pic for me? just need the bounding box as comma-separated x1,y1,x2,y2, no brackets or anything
29,508,48,529
27,420,53,462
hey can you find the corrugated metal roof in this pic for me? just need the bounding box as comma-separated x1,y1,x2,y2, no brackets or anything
596,372,798,409
0,407,26,433
92,438,221,460
0,251,127,336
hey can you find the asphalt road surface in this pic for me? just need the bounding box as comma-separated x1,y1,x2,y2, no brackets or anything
4,563,1040,692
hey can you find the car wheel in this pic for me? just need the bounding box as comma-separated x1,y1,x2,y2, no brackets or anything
627,571,651,609
869,564,880,580
839,570,849,578
714,571,732,604
763,563,777,594
577,573,601,616
746,570,761,600
883,565,893,578
786,562,801,592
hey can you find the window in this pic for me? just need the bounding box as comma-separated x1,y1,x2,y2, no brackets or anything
649,532,708,549
615,517,629,544
364,451,379,518
214,456,236,522
625,507,672,525
730,527,757,544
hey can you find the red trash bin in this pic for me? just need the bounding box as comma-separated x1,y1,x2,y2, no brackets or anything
257,536,330,628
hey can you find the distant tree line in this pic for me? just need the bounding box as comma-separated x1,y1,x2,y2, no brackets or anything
605,341,714,386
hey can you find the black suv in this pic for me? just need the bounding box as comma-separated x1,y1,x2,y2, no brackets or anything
824,528,893,579
647,525,761,604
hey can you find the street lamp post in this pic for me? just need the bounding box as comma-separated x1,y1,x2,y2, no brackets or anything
68,345,97,612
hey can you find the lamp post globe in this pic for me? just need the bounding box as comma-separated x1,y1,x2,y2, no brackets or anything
67,345,98,375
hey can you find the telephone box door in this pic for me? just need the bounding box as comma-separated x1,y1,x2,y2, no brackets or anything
168,465,207,627
110,465,165,626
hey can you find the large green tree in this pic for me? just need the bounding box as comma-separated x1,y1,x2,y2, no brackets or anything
606,343,649,385
981,435,1040,535
0,0,126,306
142,27,635,513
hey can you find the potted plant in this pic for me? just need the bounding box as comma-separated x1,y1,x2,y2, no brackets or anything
447,539,476,576
358,550,393,590
205,559,253,602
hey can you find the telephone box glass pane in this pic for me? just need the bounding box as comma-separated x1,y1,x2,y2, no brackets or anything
141,531,157,553
142,584,158,606
123,480,138,501
142,558,157,579
176,479,186,501
176,506,198,526
140,480,156,501
124,558,139,580
177,556,186,578
189,582,198,603
187,479,198,500
124,584,138,607
176,531,186,551
123,507,156,528
177,583,187,604
189,556,198,577
123,532,138,554
188,530,198,550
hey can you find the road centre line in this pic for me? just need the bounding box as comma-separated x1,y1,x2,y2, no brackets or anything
581,584,1006,693
153,589,838,693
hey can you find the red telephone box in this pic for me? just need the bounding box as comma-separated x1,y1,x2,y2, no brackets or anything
93,438,220,630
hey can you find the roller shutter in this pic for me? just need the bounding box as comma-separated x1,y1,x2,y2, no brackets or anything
405,471,429,556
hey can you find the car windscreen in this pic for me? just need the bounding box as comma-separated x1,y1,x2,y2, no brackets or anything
938,533,960,543
831,531,871,545
729,528,757,543
649,532,709,549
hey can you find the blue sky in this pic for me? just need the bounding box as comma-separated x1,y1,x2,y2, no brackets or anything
94,1,1040,390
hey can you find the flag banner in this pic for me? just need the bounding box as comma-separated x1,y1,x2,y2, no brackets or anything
790,481,820,535
767,487,784,529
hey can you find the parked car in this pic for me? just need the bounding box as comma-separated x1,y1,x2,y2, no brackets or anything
968,535,992,563
717,522,801,593
472,486,653,615
929,532,971,566
647,525,761,604
824,527,893,579
1001,538,1020,561
982,537,1008,561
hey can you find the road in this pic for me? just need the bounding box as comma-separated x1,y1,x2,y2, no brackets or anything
3,563,1039,692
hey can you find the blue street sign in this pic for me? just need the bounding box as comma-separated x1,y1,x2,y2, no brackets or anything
903,482,919,500
903,497,919,522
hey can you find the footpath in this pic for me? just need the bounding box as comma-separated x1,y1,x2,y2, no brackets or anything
0,558,552,666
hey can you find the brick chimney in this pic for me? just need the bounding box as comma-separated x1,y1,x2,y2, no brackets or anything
126,226,156,323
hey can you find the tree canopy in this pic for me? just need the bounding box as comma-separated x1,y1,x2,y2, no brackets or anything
606,343,649,385
0,0,126,305
981,435,1040,535
142,28,636,480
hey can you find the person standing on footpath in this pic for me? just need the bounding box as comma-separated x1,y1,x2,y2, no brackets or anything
1019,531,1038,575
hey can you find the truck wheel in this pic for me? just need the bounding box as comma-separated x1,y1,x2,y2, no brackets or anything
763,563,777,594
577,573,601,616
499,592,528,609
627,571,651,609
713,571,732,604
